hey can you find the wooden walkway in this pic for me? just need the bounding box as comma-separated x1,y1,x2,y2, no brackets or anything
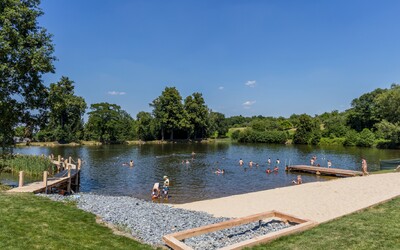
7,156,81,194
286,165,363,177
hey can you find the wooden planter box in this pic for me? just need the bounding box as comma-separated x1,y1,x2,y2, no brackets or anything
163,210,317,250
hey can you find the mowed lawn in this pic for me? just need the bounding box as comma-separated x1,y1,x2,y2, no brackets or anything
250,196,400,250
0,193,154,250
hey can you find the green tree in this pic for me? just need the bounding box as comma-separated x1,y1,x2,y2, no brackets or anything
151,87,189,140
356,128,375,147
346,88,384,131
208,111,228,138
293,114,321,145
45,77,86,142
374,84,400,124
1,0,56,148
184,93,209,139
85,103,132,143
375,120,400,144
136,112,156,141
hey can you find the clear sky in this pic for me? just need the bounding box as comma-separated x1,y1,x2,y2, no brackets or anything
38,0,400,118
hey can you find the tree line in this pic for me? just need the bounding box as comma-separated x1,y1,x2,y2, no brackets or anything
2,1,400,149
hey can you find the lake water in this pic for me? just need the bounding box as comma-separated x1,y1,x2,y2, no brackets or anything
2,143,400,203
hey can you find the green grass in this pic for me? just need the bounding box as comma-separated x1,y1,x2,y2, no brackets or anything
0,193,154,250
249,197,400,250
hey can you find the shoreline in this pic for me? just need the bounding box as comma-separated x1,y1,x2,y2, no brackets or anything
174,172,400,223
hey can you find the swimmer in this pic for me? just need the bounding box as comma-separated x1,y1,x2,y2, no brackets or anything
129,160,134,167
185,159,190,164
292,175,302,185
239,158,244,166
276,159,280,165
273,166,279,172
266,168,272,174
249,161,254,167
267,158,271,165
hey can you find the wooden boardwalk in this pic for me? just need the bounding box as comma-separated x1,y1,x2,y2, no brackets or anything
7,156,81,194
286,165,363,177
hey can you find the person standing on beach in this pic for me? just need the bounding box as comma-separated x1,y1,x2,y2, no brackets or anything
362,158,368,175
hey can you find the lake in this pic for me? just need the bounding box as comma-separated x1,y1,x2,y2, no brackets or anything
2,143,400,203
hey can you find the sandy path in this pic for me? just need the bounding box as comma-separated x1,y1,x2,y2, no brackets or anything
174,173,400,223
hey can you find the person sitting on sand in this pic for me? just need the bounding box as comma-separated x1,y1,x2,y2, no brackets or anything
273,166,279,172
266,168,272,174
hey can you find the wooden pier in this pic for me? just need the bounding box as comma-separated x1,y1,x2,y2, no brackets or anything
7,156,81,194
286,165,363,177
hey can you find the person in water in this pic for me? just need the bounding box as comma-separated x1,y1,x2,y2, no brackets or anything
327,160,332,168
267,158,271,165
129,160,134,167
162,176,170,200
239,158,244,166
249,161,254,167
273,166,279,172
292,175,302,185
276,159,280,165
266,168,272,174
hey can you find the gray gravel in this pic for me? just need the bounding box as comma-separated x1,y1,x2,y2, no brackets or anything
38,193,293,249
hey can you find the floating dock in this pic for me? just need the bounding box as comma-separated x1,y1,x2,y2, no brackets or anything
286,165,363,177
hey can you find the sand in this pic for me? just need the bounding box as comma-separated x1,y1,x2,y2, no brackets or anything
174,172,400,223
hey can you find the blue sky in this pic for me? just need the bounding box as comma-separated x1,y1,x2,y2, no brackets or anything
39,0,400,118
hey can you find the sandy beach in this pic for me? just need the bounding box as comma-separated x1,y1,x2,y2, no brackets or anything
174,172,400,223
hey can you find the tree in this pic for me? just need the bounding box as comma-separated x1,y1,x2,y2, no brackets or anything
374,84,400,124
346,88,384,131
136,112,156,141
1,0,56,148
208,111,228,138
184,92,209,139
151,87,189,140
293,114,321,145
85,103,132,143
45,77,86,142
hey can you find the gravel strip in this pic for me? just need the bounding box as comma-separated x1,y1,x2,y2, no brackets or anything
38,193,293,249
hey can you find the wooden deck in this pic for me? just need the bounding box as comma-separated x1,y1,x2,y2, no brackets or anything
286,165,363,177
7,156,81,194
8,169,79,193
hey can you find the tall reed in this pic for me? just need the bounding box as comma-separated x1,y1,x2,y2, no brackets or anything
1,155,54,177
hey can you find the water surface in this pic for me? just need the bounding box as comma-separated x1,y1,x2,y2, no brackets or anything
2,143,399,203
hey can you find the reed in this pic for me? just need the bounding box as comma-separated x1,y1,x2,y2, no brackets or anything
1,155,54,176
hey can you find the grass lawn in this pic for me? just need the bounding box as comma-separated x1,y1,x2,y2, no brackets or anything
249,197,400,250
0,193,155,250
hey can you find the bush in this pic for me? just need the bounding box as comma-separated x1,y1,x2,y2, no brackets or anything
231,130,241,140
356,128,375,147
237,129,288,144
344,130,359,146
319,137,346,146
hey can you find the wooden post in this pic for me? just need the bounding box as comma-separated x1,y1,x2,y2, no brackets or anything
58,155,61,162
18,171,24,187
43,171,48,194
77,158,82,170
64,159,68,171
67,165,71,193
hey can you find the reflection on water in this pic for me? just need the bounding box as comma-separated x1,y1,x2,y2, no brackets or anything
2,143,400,204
